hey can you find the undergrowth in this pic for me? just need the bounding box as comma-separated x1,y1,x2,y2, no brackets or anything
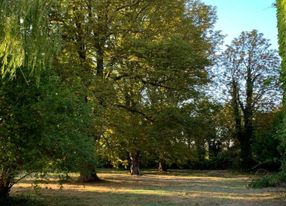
250,172,286,188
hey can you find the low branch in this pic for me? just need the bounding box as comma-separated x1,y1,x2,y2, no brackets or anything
9,172,33,189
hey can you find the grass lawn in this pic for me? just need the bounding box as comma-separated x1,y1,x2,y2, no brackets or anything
11,170,286,206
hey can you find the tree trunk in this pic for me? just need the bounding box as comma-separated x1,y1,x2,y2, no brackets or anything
0,180,10,201
197,139,206,162
240,116,254,169
239,136,253,169
73,9,102,184
208,139,221,159
130,152,141,175
96,41,104,78
240,66,254,169
158,159,168,172
95,12,105,79
231,79,254,169
231,80,242,140
79,164,100,182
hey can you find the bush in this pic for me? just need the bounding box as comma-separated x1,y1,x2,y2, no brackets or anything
250,172,286,188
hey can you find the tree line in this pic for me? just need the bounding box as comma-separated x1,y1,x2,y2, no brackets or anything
0,0,284,199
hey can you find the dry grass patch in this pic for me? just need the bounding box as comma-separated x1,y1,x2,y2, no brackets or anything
12,170,286,206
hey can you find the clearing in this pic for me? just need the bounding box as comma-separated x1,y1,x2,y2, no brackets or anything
12,170,286,206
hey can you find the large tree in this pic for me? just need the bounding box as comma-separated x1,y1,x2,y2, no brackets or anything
95,0,220,174
33,0,220,176
0,0,97,198
219,30,281,169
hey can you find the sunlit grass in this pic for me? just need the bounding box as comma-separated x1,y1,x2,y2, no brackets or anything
12,170,286,206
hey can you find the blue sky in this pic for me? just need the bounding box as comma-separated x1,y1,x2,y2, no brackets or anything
202,0,278,49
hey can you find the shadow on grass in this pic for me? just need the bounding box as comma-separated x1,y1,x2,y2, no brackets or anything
0,196,45,206
25,187,286,206
142,169,249,177
17,177,247,194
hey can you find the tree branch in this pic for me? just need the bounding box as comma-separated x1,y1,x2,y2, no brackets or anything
115,0,143,12
114,104,154,122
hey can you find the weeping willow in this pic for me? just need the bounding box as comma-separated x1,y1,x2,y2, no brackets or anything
0,0,60,79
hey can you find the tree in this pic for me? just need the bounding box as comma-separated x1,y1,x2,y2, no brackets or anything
276,0,286,173
48,0,219,176
0,0,97,198
277,0,286,92
219,30,281,169
94,0,219,175
0,69,95,199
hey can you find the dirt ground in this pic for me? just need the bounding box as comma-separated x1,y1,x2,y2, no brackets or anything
12,170,286,206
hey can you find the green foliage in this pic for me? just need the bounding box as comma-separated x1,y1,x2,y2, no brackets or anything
149,107,191,167
253,0,286,188
250,172,286,188
277,0,286,173
0,0,60,79
0,68,95,196
88,0,219,173
277,114,286,172
277,0,286,88
252,111,282,170
249,0,286,188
